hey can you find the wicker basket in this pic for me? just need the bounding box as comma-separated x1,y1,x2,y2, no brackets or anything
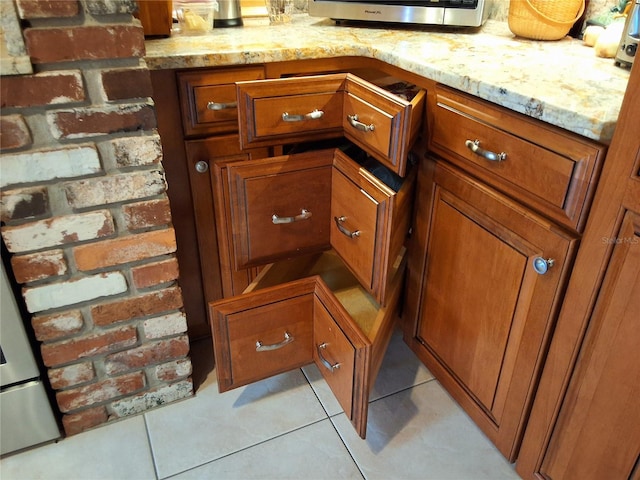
508,0,585,40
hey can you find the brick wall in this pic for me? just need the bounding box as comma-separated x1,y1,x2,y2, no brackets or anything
0,0,193,436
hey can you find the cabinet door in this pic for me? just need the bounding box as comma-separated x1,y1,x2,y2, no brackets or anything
538,212,640,479
413,161,577,461
186,136,268,299
226,149,334,269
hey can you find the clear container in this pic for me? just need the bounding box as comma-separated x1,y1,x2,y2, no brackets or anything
175,0,217,35
265,0,293,24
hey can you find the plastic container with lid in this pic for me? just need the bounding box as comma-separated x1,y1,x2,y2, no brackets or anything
175,0,218,35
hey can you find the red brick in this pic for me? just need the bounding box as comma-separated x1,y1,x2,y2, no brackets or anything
0,71,84,108
48,362,95,389
62,407,109,436
132,258,180,289
91,286,183,327
56,372,145,412
123,199,172,230
48,104,156,139
16,0,79,19
101,68,153,101
41,326,137,367
24,25,145,64
0,186,49,222
105,335,190,375
11,249,67,283
0,115,32,150
32,310,84,341
74,228,177,271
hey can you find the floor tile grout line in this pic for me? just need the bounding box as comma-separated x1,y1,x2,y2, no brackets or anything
142,413,161,480
157,418,331,480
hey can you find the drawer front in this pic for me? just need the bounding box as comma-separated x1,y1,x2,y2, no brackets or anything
313,297,356,421
343,75,425,177
252,92,344,139
331,162,387,293
236,73,425,177
431,86,604,231
179,66,266,137
227,150,334,269
210,278,316,392
237,74,347,148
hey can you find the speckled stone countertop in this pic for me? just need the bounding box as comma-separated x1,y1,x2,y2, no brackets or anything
144,15,631,143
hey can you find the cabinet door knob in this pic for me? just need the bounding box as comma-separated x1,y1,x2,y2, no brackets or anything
195,160,209,173
465,139,507,162
533,257,555,275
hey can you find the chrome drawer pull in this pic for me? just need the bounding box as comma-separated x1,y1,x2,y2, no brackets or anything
281,109,324,122
465,139,507,162
334,216,360,238
317,343,340,372
207,101,237,111
272,208,312,224
256,332,294,352
347,114,375,132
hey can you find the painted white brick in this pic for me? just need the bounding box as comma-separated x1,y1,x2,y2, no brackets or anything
23,271,127,312
110,380,193,417
64,170,167,209
142,312,188,339
106,134,162,168
0,144,102,188
1,210,114,253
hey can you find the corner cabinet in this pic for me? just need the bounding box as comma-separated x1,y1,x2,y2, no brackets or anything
208,72,424,438
404,85,606,461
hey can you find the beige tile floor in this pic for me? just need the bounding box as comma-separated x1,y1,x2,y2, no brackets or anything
0,330,520,479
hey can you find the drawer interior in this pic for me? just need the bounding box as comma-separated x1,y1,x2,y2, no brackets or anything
246,250,400,342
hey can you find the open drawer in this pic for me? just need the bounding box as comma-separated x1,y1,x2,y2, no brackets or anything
209,249,404,438
224,147,414,305
236,73,425,177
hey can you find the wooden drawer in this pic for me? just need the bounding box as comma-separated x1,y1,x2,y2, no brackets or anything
236,73,425,177
209,249,404,438
224,148,414,304
179,66,265,137
226,149,333,270
431,85,605,231
342,75,425,177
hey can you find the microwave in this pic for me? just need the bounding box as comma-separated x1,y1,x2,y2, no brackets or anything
309,0,491,27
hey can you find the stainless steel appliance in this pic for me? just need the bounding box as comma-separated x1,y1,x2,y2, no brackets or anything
615,0,639,68
215,0,243,27
309,0,491,27
1,262,60,455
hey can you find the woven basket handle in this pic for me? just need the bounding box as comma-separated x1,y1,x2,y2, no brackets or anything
524,0,586,26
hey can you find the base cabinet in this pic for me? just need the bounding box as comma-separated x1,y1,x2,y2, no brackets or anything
406,160,577,461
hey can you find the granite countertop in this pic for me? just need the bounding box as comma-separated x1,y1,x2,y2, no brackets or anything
144,15,631,143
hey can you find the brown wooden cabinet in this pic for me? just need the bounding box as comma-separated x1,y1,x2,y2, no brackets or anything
516,61,640,480
403,85,606,462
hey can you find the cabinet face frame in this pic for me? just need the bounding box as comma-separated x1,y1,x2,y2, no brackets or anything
409,161,578,461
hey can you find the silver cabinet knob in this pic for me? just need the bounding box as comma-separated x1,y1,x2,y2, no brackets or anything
195,161,209,173
533,257,555,275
